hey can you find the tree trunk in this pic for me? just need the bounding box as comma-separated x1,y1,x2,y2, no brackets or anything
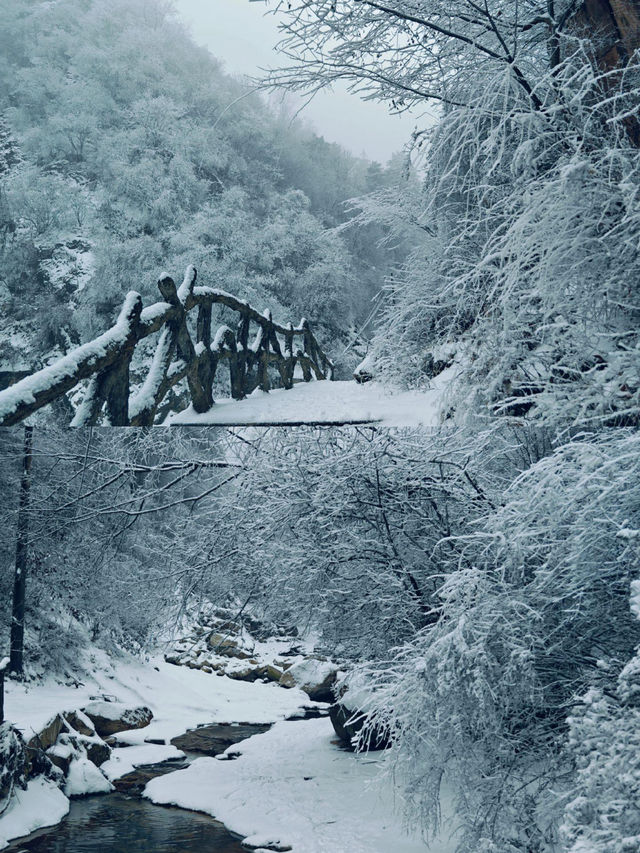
9,426,34,677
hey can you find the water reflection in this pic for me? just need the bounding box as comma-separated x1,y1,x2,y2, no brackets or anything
7,793,245,853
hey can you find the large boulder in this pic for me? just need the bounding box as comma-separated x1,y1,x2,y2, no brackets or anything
329,702,390,751
353,354,375,384
46,742,74,775
26,714,64,752
69,735,111,768
82,702,153,737
279,657,337,702
64,754,112,797
206,633,251,659
63,710,95,738
225,663,283,684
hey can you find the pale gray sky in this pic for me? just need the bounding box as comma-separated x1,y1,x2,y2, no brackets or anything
173,0,421,163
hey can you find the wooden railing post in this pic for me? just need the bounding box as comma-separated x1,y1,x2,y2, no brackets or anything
196,302,215,411
236,311,250,395
220,329,244,400
269,321,291,390
9,426,33,678
284,324,295,388
299,320,313,382
258,311,272,393
105,294,142,425
165,267,211,415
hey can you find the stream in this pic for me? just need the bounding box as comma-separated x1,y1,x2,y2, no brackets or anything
5,723,273,853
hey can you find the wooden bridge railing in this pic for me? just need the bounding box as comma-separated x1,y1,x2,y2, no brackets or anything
0,266,334,426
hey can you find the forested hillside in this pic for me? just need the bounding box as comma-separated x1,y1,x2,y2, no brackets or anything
0,0,405,380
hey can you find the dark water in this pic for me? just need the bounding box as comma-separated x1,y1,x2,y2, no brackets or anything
7,793,246,853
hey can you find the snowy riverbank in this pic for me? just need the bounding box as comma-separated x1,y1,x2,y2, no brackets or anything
0,649,310,848
0,649,456,852
147,715,456,853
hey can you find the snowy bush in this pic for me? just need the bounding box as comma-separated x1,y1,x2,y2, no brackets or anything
0,723,26,805
561,575,640,853
345,41,640,428
562,683,640,853
350,430,640,850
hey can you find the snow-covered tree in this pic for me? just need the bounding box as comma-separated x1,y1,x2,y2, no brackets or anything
263,1,640,426
0,114,21,176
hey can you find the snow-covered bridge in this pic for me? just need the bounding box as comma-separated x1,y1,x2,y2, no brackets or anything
0,266,339,427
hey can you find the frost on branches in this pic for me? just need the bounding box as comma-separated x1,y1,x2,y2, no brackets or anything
232,426,640,851
0,723,26,806
266,1,640,428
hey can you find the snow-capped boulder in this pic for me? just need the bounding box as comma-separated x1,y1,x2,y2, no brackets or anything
62,732,111,768
329,674,390,751
26,714,64,752
206,632,251,658
279,657,337,702
226,664,283,684
329,702,390,751
46,742,74,775
353,354,375,384
82,702,153,737
84,739,112,767
64,754,112,797
62,710,95,738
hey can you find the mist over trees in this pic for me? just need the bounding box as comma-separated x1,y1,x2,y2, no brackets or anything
0,0,408,377
264,0,640,428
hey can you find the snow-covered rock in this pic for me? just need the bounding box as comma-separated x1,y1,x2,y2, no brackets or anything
62,710,95,737
82,702,153,737
45,742,74,775
25,714,64,752
64,755,112,797
353,353,375,384
328,702,390,751
279,657,337,702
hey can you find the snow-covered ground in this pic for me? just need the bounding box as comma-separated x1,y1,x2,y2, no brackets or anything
0,650,314,849
0,779,69,850
4,649,312,748
2,651,454,852
146,717,456,853
169,370,455,427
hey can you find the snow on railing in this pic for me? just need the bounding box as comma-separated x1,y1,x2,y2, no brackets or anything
0,266,335,426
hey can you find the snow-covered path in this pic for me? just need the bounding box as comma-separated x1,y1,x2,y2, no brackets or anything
168,371,455,427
